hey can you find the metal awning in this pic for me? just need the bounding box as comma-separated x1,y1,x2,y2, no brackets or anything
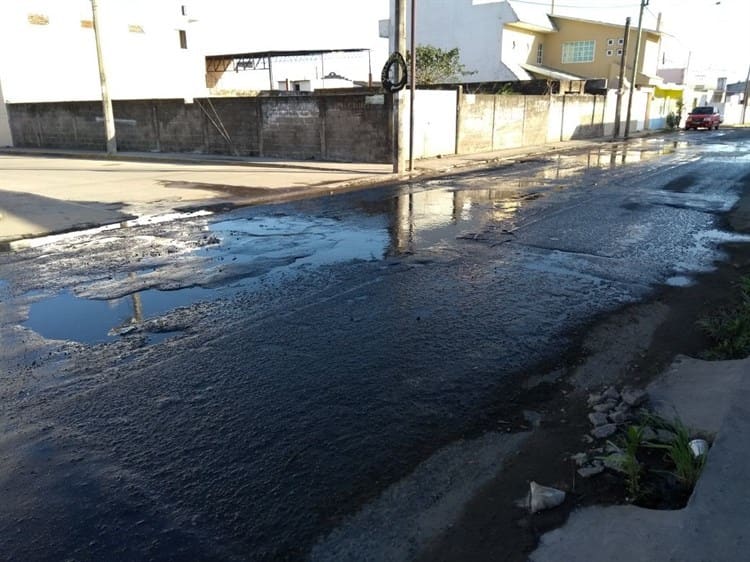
520,63,588,82
206,49,370,73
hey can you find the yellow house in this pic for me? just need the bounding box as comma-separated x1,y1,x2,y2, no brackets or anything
504,13,663,91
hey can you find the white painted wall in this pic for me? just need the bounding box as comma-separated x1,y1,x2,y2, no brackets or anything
0,79,12,146
501,27,537,81
0,0,207,103
399,0,521,83
402,89,457,158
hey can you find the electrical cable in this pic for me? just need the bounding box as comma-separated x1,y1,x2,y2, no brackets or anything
381,52,408,93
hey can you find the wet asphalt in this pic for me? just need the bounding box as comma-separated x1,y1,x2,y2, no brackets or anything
1,129,750,561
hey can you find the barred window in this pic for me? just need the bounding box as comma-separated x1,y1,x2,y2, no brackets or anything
561,40,595,63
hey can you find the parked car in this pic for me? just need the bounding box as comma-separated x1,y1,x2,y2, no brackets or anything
685,106,722,130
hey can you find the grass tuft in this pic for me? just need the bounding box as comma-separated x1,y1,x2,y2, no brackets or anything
698,276,750,360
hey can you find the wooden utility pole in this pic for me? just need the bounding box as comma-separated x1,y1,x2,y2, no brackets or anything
613,17,631,138
91,0,117,154
624,0,648,139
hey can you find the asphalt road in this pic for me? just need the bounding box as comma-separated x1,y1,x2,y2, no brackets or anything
1,129,749,561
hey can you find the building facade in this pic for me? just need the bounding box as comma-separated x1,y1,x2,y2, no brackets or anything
396,0,662,89
0,0,206,104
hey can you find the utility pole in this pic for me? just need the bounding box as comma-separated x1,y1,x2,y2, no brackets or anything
613,16,631,139
408,0,416,172
624,0,647,139
742,63,750,125
392,0,407,173
91,0,117,154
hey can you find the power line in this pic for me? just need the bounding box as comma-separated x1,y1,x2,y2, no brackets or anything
510,0,640,9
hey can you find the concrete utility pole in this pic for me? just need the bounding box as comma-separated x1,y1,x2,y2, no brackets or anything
91,0,117,154
613,16,631,139
742,63,750,125
408,0,416,172
624,0,648,139
392,0,407,173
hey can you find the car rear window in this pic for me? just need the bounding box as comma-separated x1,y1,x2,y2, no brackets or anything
691,107,714,115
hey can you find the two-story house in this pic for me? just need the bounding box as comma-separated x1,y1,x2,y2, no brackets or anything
402,0,663,91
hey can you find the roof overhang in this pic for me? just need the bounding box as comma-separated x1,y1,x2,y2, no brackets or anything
521,63,588,82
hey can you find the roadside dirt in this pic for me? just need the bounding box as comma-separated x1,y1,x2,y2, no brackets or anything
415,184,750,561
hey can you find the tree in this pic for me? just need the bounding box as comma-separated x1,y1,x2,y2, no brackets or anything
406,45,474,85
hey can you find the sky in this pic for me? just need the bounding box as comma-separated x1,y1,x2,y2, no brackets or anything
193,0,750,83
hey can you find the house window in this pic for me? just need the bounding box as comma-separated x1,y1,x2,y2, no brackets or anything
617,48,623,56
606,49,613,57
181,5,187,16
536,44,543,64
561,40,595,63
618,38,624,45
178,29,187,49
607,38,614,46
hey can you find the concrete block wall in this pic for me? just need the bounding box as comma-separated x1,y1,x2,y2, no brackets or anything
261,97,322,160
324,95,390,162
7,94,392,163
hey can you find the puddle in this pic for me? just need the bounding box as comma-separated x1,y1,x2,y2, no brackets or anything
25,287,213,344
665,275,694,287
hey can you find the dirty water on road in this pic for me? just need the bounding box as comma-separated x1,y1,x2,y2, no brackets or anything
1,131,749,561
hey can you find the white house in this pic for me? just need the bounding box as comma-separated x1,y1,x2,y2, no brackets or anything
388,0,555,83
0,0,206,104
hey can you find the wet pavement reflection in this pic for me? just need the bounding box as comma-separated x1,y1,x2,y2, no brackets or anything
3,130,750,561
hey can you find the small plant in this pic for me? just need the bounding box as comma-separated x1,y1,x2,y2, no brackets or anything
643,417,706,489
698,276,750,359
604,425,644,499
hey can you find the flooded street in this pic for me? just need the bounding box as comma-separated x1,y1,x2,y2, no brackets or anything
1,130,750,560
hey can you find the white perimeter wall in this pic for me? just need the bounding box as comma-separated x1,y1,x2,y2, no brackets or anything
401,89,458,158
0,0,207,103
0,79,12,146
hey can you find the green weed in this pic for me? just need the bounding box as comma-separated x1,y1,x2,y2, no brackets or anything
698,276,750,360
604,425,644,499
643,416,706,488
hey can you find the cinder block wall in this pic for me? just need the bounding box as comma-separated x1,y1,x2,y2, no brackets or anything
7,94,392,163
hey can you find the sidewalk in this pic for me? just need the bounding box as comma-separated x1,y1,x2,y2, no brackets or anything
531,355,750,562
0,138,603,248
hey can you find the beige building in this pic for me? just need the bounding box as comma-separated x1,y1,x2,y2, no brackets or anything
520,15,662,89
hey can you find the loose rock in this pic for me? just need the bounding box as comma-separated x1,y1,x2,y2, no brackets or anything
570,452,588,466
577,464,605,478
593,400,617,413
587,392,604,406
588,412,609,427
591,423,617,439
603,386,620,401
609,410,629,424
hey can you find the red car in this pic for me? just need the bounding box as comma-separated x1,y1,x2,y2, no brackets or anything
685,106,722,130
